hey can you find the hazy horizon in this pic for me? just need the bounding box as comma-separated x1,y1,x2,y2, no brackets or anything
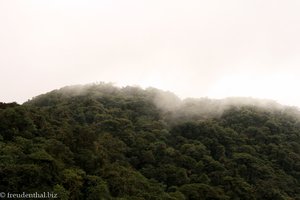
1,0,300,107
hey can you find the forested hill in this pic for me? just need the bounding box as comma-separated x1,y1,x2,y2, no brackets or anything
1,84,300,200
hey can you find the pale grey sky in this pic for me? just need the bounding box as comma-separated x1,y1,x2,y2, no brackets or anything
1,0,300,106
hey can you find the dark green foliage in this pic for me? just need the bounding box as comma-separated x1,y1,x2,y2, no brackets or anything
1,83,300,199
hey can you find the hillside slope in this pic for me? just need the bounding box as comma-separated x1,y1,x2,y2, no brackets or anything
1,83,300,200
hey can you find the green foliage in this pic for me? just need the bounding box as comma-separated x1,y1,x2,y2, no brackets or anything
0,83,300,199
53,184,70,200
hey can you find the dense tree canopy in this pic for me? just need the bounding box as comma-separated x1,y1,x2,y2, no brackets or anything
1,83,300,199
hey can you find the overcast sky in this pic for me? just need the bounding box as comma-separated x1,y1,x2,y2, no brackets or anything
1,0,300,106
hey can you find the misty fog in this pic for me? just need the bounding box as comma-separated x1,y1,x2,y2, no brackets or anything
1,0,300,107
